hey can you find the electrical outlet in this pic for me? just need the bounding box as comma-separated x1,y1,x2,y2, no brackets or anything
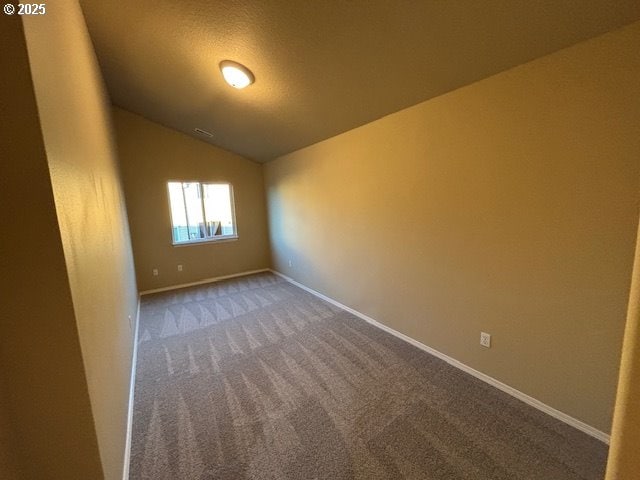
128,315,132,330
152,268,159,276
177,264,183,272
288,259,293,267
480,332,491,348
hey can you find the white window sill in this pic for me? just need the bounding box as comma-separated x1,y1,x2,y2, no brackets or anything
172,235,238,247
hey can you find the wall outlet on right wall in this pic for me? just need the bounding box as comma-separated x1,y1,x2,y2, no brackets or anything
480,332,491,348
288,259,293,267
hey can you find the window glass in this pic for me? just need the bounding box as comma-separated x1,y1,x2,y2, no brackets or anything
168,181,236,244
203,183,234,236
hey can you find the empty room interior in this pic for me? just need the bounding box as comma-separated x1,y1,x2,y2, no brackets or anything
2,1,640,479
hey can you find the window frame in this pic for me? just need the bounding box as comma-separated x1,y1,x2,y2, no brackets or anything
166,180,238,246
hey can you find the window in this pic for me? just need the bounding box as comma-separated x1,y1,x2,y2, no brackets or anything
167,181,237,245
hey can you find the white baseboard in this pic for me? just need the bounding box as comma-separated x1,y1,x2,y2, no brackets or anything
270,269,610,444
139,268,270,296
122,297,141,480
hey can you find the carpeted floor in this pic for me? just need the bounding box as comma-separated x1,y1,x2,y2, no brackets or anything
130,272,608,479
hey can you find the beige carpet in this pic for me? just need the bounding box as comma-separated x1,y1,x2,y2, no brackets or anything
130,272,607,479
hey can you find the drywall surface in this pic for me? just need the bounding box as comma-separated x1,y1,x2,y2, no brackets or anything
0,385,20,479
23,1,139,478
113,108,271,291
606,219,640,478
0,13,103,479
80,0,640,162
265,21,640,433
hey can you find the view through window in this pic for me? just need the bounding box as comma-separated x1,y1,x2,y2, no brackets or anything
167,182,236,244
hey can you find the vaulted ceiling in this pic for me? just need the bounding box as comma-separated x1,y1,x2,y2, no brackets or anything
80,0,640,162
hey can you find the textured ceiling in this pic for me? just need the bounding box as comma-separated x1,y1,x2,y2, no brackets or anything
80,0,640,162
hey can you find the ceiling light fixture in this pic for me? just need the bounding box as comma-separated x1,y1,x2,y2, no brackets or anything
219,60,254,89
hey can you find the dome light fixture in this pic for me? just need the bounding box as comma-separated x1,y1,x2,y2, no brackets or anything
219,60,254,89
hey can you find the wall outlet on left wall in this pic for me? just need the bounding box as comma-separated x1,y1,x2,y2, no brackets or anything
178,264,183,272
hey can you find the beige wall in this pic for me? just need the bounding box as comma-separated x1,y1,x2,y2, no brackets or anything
265,21,640,433
22,1,139,478
0,13,103,479
606,218,640,478
113,108,271,292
